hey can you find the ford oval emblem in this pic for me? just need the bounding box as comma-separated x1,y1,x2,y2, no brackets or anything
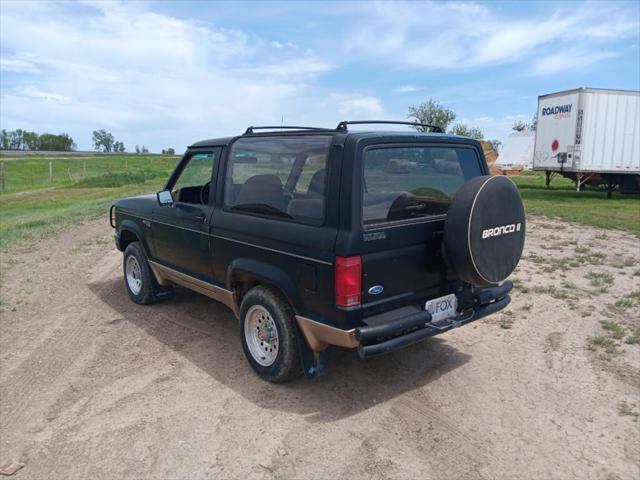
368,285,384,296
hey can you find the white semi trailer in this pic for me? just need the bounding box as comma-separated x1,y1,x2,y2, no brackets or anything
533,88,639,197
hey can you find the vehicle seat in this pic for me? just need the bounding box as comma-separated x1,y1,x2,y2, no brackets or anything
235,174,287,212
307,169,326,197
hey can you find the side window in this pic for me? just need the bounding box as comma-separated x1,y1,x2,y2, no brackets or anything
172,152,216,204
362,146,482,225
224,135,332,223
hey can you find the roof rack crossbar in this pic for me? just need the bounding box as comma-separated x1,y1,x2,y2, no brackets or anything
244,125,328,134
336,120,443,133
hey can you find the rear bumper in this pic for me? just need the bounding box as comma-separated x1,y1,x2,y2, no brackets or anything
357,293,510,358
295,281,512,356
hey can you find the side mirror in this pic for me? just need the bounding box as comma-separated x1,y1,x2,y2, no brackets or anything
157,190,174,206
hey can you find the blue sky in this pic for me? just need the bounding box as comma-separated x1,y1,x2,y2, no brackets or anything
1,0,639,152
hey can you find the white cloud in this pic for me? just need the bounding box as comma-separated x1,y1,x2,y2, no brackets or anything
15,85,70,103
582,17,640,40
472,11,583,65
1,0,637,149
528,51,619,76
0,1,335,149
271,41,297,49
330,94,384,118
393,85,421,93
1,2,250,72
346,1,639,72
0,56,41,74
248,55,332,78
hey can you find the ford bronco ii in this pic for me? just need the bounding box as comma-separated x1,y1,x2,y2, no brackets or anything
111,121,526,382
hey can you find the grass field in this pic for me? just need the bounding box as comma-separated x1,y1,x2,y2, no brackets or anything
512,172,640,234
0,154,638,249
0,154,178,193
0,154,179,248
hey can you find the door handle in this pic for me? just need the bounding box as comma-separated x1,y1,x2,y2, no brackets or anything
193,213,206,222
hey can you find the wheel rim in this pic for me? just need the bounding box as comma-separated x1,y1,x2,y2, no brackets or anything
244,305,279,367
125,255,143,295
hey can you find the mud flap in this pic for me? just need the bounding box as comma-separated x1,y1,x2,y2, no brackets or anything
152,286,174,302
147,252,175,302
297,334,328,378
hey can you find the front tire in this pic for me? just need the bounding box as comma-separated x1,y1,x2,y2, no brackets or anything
239,286,303,383
123,242,157,305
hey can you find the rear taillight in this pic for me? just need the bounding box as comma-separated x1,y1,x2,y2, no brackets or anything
335,256,362,307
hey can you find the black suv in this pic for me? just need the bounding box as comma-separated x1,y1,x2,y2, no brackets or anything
111,121,526,382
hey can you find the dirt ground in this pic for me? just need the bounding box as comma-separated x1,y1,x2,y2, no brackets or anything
0,217,638,480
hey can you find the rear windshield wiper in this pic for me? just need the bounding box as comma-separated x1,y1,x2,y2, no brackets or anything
231,203,292,219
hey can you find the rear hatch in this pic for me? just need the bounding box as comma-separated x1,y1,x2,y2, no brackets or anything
345,138,486,319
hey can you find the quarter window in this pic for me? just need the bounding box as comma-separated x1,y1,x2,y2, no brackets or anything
225,135,332,223
362,146,482,225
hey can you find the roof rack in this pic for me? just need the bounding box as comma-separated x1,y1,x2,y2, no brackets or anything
336,120,443,133
244,125,328,134
243,121,444,135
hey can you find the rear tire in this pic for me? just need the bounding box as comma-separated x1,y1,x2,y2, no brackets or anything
239,286,303,383
123,242,163,305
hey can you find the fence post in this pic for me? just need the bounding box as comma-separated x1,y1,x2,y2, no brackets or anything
0,161,5,193
49,161,53,183
83,160,87,178
125,157,128,171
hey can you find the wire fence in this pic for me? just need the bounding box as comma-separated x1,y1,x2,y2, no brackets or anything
0,155,180,194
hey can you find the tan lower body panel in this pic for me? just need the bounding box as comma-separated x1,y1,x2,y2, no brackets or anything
148,261,239,318
295,315,358,352
148,261,354,351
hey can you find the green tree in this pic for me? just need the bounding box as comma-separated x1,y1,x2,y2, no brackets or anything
407,98,456,132
164,147,175,155
113,141,125,153
449,123,484,140
0,130,75,151
92,129,115,152
512,120,529,132
9,129,24,149
23,131,39,150
487,139,502,152
141,145,149,153
60,133,77,151
45,133,75,151
37,133,59,150
0,130,9,150
530,113,538,131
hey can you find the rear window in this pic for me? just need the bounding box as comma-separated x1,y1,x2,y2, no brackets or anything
362,146,482,225
225,135,332,224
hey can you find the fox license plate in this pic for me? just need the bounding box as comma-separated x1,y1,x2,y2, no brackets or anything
425,293,458,323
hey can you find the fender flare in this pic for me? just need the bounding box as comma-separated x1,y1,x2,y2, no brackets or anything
226,258,299,310
119,218,153,256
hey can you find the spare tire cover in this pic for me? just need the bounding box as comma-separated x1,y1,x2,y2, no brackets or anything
444,175,525,287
